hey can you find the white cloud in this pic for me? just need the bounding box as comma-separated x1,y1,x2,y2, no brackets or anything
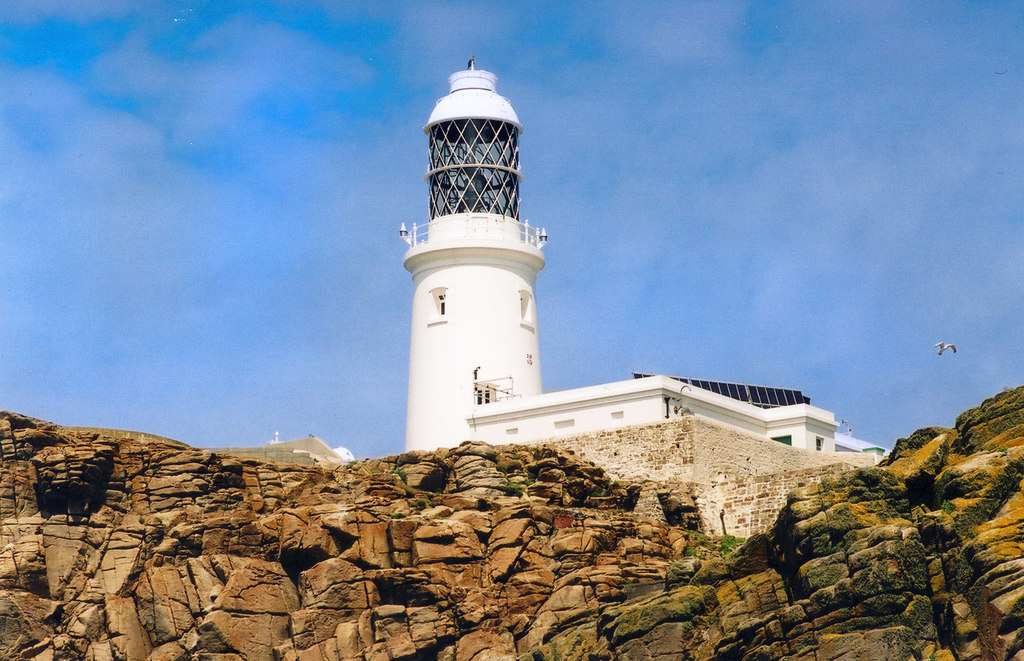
90,17,373,148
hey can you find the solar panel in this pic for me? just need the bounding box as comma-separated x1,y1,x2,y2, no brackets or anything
633,373,811,409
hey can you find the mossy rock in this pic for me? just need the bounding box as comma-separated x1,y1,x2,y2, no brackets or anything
954,385,1024,454
846,537,930,597
934,466,995,503
602,585,716,646
798,552,850,595
887,433,952,495
724,532,765,576
840,467,911,513
853,591,912,618
690,558,730,587
936,455,1024,539
666,557,702,589
518,623,600,661
785,511,837,562
887,426,954,464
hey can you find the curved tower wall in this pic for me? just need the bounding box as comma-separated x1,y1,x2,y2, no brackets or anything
404,67,545,452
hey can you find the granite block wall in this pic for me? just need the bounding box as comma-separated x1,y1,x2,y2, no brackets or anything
541,416,877,537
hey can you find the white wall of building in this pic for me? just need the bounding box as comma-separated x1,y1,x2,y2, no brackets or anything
763,409,836,452
466,375,838,450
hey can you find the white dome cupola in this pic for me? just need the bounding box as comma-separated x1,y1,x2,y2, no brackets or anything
426,69,521,126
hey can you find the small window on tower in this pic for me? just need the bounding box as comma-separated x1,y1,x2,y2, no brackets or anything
431,287,448,317
519,290,533,323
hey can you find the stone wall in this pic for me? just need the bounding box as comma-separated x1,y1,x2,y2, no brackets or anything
213,437,342,467
542,419,699,483
542,416,877,537
697,465,857,537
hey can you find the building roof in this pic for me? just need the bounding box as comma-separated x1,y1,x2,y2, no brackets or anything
834,432,887,454
633,373,811,409
425,69,522,131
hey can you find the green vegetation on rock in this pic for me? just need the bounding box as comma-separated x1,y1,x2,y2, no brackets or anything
529,385,1024,660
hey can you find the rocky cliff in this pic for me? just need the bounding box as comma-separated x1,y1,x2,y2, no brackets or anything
528,385,1024,660
4,385,1024,661
0,410,714,661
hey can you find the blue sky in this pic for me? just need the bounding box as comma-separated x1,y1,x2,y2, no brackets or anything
1,2,1021,458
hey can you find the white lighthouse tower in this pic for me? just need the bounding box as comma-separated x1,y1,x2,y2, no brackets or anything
402,64,547,452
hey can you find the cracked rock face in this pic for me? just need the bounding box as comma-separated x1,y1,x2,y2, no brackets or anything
529,385,1024,660
0,412,699,660
5,385,1024,661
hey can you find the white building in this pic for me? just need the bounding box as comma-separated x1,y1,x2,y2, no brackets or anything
401,64,849,455
467,374,839,453
834,431,886,457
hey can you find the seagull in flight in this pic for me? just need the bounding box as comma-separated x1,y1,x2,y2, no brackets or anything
936,342,957,355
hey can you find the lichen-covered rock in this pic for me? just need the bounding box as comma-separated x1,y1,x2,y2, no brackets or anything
526,385,1024,660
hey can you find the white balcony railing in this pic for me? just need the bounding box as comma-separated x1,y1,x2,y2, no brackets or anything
400,216,547,248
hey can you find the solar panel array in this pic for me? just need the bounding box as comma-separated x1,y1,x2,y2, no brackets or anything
633,373,811,409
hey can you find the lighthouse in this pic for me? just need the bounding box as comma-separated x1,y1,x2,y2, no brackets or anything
401,64,547,452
